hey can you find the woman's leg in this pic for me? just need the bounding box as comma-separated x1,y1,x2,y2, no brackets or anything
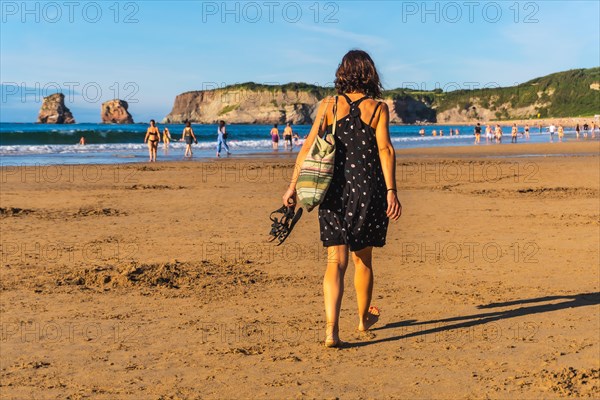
352,246,378,331
147,142,153,161
323,245,349,344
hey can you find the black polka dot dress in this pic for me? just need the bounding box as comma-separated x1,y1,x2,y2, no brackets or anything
318,94,389,251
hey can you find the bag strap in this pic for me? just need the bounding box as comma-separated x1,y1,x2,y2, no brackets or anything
331,96,338,138
317,96,338,139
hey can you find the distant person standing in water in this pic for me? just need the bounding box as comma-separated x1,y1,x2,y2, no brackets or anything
181,121,197,158
283,122,294,149
583,122,589,138
162,127,172,150
511,124,518,143
419,128,425,136
474,123,481,144
575,123,581,139
524,124,530,139
558,125,565,141
216,120,231,157
432,129,437,136
495,125,502,143
270,124,280,150
549,123,556,142
144,119,160,162
78,136,86,145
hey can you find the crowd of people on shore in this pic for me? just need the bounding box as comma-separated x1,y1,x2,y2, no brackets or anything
418,121,598,145
472,122,597,144
142,119,231,162
142,119,305,162
134,118,598,162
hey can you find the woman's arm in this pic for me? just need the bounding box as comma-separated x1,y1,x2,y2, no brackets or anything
144,129,149,143
282,97,333,206
374,103,401,220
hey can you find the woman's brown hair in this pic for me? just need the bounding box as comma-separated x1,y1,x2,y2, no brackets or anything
334,50,383,99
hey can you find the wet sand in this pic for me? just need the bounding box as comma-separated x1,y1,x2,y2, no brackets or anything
1,141,598,399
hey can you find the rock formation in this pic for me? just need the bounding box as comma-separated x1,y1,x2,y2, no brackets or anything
37,93,75,124
163,87,439,125
101,99,134,124
163,88,321,124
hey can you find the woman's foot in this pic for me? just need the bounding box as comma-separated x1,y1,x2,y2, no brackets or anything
358,306,380,332
324,323,340,348
324,335,341,348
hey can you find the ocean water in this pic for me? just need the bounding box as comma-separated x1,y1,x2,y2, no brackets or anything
0,122,589,166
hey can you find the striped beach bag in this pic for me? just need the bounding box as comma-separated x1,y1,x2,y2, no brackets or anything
296,97,338,212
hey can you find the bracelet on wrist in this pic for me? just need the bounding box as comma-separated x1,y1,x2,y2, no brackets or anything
387,188,397,192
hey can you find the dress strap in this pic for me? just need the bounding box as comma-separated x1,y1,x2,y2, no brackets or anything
368,102,382,127
341,93,368,106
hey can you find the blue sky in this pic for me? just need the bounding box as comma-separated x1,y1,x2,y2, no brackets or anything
1,0,598,122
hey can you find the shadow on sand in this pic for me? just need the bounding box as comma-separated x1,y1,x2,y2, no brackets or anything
348,292,599,348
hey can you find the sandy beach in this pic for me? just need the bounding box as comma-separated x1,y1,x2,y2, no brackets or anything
1,142,599,399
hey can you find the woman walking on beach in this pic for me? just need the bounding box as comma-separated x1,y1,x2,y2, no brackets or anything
270,124,280,150
181,121,197,158
216,120,231,157
144,120,160,162
162,127,172,151
282,50,401,347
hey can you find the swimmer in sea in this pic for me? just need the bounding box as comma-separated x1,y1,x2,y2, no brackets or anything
283,122,293,150
144,119,160,162
162,127,172,150
270,124,280,150
181,121,197,158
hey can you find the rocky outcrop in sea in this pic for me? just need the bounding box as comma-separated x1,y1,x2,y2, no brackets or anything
37,93,75,124
101,99,134,124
